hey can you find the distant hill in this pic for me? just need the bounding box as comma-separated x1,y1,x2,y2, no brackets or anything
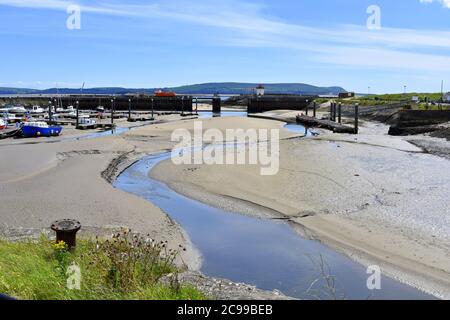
0,87,40,95
0,83,347,95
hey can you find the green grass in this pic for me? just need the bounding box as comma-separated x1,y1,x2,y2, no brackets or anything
316,93,446,107
0,235,205,300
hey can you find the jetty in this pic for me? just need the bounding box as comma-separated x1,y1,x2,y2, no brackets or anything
296,115,356,134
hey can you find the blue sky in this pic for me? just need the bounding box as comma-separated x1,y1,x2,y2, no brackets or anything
1,0,450,93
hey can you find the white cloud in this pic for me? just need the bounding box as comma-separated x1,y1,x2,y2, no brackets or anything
420,0,450,8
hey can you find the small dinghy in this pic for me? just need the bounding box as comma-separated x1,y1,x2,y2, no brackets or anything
21,122,63,138
0,119,6,130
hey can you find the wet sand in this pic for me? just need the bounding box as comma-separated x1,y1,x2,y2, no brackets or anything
1,114,449,298
150,117,450,299
0,116,205,269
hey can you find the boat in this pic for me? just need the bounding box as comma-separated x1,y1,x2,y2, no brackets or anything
97,106,105,112
4,113,17,122
0,119,6,130
29,105,45,114
78,117,96,125
21,122,63,138
9,106,27,114
155,89,176,97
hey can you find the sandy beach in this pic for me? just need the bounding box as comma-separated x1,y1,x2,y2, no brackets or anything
1,113,449,299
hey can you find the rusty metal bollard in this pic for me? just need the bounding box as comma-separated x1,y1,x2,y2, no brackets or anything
51,219,82,250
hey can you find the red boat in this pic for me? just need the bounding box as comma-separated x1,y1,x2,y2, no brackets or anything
155,89,176,97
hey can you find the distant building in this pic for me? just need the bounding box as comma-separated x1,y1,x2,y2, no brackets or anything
255,84,265,96
444,92,450,102
411,96,420,103
338,92,355,99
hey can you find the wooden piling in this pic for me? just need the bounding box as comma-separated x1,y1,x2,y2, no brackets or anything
76,101,79,128
48,102,53,126
111,99,115,125
338,103,342,124
151,98,154,119
354,103,359,134
333,103,337,122
313,102,317,118
305,100,309,116
128,98,131,120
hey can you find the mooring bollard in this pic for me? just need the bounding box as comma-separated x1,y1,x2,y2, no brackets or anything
354,103,359,134
338,102,342,124
51,219,82,250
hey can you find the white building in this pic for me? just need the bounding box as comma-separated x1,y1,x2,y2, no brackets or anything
255,84,265,96
444,92,450,102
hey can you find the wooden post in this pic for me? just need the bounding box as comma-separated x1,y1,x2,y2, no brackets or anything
128,98,131,120
305,100,309,116
181,96,185,115
333,103,338,122
313,102,317,118
195,97,199,114
354,103,359,134
329,102,333,120
151,98,154,119
111,99,115,125
338,103,342,124
76,100,79,128
48,101,53,125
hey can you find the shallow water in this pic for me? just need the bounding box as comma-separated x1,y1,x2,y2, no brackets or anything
114,152,434,300
198,111,248,119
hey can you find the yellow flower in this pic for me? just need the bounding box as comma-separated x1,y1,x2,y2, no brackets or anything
53,240,68,251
